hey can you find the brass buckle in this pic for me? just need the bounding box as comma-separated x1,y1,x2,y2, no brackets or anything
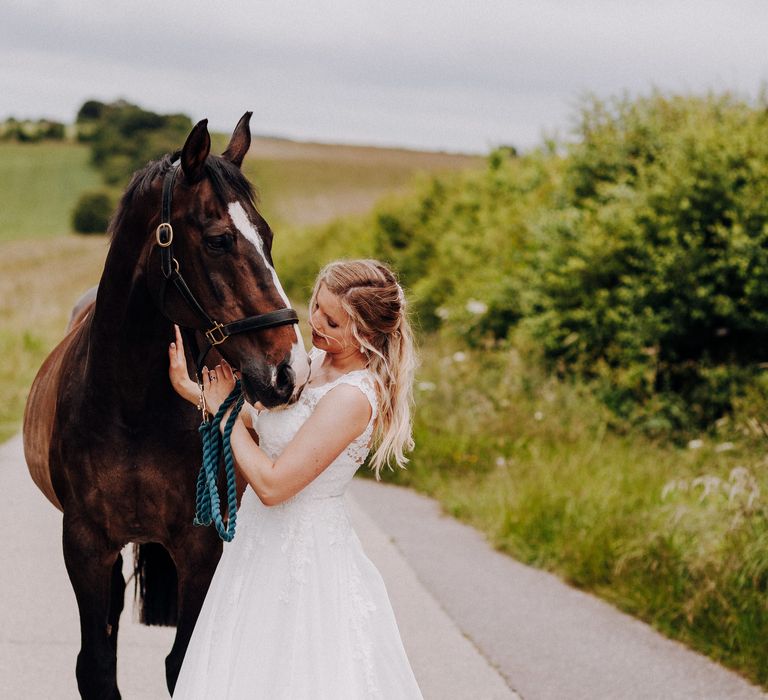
205,321,227,346
156,222,174,247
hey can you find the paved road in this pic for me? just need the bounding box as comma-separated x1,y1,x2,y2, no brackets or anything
350,479,767,700
2,432,764,699
0,435,512,699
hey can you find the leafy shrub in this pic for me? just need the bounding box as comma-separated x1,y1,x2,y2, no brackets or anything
0,117,67,142
279,91,768,432
76,99,192,185
527,93,768,431
72,190,113,234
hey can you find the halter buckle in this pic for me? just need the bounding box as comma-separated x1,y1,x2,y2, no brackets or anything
156,222,174,247
205,321,227,346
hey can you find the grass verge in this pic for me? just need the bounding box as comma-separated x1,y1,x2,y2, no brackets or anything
379,337,768,688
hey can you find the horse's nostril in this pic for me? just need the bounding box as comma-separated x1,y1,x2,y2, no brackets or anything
275,362,294,396
277,362,290,384
240,361,296,408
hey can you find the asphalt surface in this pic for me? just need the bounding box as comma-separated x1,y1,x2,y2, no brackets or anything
2,432,764,699
349,479,767,700
0,435,513,699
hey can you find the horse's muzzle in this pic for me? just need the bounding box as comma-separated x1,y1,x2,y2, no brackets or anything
240,358,297,409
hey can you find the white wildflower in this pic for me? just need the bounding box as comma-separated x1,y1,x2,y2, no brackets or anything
729,466,750,483
692,475,723,501
534,410,544,421
687,439,704,450
728,466,761,509
452,351,467,363
714,442,734,453
436,307,450,320
661,480,678,500
466,299,488,315
417,381,436,392
661,478,690,500
495,456,507,468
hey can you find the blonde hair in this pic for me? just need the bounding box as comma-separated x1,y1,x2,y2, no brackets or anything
309,259,416,478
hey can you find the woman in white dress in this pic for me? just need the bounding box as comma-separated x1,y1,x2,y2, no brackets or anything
168,259,424,699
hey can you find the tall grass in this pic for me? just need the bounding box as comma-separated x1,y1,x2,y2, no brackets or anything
0,236,108,442
385,336,768,687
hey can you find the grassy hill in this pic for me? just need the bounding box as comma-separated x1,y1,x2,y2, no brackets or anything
241,137,479,227
0,138,478,241
0,143,101,242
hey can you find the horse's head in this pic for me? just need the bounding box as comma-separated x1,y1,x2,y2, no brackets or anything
143,113,310,407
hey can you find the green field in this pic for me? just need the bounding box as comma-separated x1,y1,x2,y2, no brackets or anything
0,143,101,241
0,139,477,242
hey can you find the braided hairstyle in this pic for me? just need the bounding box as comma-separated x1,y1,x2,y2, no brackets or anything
309,259,416,478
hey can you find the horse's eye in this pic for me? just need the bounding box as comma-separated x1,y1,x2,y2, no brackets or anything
204,234,234,252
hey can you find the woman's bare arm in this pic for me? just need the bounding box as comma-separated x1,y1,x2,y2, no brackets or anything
227,384,371,506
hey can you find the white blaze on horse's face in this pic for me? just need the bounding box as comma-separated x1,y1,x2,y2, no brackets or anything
227,202,311,396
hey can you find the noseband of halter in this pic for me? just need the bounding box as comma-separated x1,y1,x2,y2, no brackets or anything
155,162,299,374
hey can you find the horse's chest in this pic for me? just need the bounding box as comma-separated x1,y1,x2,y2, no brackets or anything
58,433,197,538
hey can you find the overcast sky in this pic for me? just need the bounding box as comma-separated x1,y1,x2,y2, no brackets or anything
2,1,767,153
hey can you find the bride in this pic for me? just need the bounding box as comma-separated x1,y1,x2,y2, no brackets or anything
168,259,424,699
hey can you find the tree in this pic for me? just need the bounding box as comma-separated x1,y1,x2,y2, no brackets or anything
76,99,192,184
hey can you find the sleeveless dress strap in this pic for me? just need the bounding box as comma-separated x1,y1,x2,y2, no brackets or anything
332,371,378,422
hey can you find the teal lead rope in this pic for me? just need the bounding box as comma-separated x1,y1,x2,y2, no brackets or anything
194,379,245,542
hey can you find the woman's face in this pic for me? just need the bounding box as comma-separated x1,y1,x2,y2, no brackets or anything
310,283,357,354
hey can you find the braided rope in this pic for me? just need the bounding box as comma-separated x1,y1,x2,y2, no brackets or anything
194,380,245,542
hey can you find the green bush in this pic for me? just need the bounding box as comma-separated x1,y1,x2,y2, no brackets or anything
527,93,768,431
273,92,768,683
72,189,113,234
279,91,768,432
77,99,192,185
0,118,66,142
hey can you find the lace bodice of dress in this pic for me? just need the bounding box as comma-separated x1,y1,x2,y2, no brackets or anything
251,350,377,501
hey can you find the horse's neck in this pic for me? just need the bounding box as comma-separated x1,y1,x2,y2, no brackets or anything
85,216,177,415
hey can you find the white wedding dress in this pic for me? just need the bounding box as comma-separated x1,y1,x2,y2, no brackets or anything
173,351,423,699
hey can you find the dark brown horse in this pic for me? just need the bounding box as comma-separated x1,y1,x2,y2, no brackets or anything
23,113,310,699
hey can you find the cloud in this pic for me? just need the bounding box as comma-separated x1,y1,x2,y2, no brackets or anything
2,0,767,151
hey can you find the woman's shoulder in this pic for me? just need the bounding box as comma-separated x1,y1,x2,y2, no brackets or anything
304,345,376,415
316,371,377,420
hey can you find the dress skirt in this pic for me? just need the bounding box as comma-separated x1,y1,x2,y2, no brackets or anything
173,488,423,699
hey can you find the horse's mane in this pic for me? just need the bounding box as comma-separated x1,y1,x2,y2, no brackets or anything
109,152,258,238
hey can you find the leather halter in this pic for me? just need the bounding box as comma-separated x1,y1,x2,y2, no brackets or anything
155,162,299,374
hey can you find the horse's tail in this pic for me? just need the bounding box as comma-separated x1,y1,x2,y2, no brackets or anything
133,543,178,626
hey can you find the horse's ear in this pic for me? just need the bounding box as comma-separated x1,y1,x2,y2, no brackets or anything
181,119,210,182
222,112,252,168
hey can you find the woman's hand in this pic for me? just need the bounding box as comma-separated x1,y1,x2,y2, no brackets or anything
168,324,199,405
202,359,237,416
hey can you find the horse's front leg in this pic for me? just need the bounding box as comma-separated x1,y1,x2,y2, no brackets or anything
62,516,123,700
165,527,222,696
